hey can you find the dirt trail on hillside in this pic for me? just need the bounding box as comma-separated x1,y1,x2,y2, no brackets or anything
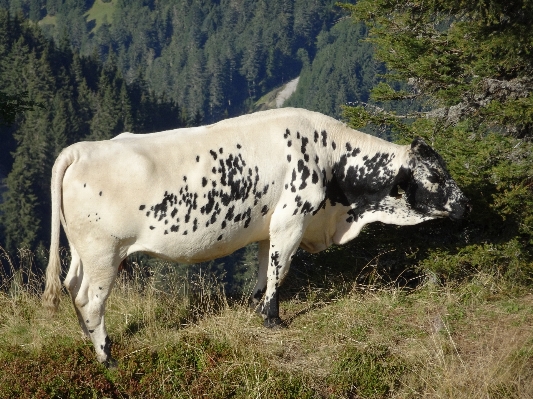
276,77,300,108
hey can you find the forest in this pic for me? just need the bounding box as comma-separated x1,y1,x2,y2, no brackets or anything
0,0,375,122
0,0,386,294
1,0,532,292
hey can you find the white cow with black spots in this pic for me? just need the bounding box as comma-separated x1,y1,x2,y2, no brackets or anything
43,108,470,366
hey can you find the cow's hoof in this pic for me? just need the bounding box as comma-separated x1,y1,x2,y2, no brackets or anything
103,357,118,369
248,298,261,313
264,317,285,329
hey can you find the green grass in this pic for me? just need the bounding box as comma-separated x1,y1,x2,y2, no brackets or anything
85,0,116,33
38,14,57,27
2,252,533,398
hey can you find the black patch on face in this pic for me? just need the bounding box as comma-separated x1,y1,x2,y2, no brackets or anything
149,226,155,230
217,234,223,241
139,205,145,210
237,143,242,149
406,140,470,219
196,155,200,162
219,147,223,154
287,154,291,162
314,130,319,143
287,140,292,147
332,141,336,150
202,177,208,187
99,191,102,196
261,205,269,216
284,129,290,139
210,150,217,160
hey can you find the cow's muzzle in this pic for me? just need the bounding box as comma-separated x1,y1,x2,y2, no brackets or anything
449,196,472,221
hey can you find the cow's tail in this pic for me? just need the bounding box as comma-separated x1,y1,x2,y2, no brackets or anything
42,150,72,314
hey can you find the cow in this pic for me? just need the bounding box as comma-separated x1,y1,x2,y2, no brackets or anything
42,107,470,366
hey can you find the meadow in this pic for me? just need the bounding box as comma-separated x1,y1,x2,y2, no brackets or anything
1,247,532,398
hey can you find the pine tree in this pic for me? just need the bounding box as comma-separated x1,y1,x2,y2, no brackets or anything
339,0,533,282
88,70,121,140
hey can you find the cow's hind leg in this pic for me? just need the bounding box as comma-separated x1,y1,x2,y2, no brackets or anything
64,247,90,338
250,240,269,310
68,251,120,367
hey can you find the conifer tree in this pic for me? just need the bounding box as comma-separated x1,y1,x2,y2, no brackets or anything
338,0,533,282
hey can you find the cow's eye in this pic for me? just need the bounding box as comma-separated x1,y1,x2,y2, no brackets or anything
428,173,442,184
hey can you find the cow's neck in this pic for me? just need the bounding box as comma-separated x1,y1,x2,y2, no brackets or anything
324,129,409,208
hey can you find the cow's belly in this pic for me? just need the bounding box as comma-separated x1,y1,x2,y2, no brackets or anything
128,214,271,263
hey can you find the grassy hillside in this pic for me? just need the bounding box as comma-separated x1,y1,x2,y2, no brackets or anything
1,251,532,398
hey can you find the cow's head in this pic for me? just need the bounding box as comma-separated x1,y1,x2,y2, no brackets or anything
395,137,471,221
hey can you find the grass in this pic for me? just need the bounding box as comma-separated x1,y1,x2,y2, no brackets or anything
38,15,57,27
1,249,533,398
85,0,116,33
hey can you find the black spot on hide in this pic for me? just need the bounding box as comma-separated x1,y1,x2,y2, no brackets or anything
321,130,328,147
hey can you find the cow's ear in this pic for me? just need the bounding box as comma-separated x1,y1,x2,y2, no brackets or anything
396,165,411,188
389,165,411,198
410,137,434,159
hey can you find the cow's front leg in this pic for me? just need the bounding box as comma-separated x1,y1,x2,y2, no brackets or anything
261,217,305,328
249,239,269,311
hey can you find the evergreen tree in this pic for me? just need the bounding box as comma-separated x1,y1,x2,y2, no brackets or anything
338,0,533,282
88,70,121,140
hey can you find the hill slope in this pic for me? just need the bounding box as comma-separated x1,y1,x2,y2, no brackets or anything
1,260,532,398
